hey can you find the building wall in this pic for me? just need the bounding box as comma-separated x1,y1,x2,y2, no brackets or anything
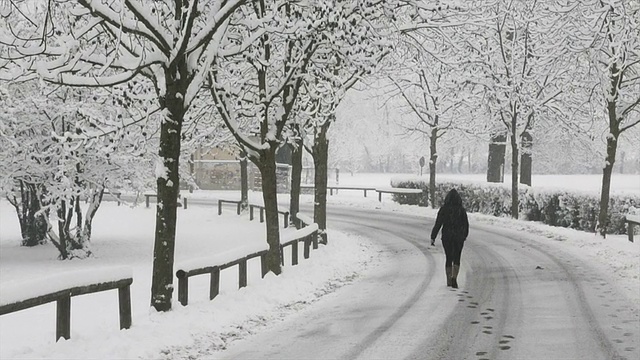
191,145,291,192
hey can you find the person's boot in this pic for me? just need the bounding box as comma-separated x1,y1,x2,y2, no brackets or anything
445,266,452,287
451,265,460,289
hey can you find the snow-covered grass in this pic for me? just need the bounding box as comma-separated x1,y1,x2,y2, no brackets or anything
0,198,380,359
0,172,638,359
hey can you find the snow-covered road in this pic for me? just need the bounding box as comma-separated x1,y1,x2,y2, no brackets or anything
216,205,640,360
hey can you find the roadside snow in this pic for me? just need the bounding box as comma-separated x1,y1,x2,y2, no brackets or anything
1,172,638,358
317,185,640,306
0,200,381,359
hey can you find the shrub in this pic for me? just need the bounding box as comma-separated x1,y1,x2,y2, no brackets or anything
391,178,640,235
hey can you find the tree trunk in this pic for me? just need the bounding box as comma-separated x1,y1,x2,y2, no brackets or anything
449,147,454,173
56,201,69,260
257,147,282,275
150,64,186,311
598,133,619,237
598,57,623,238
313,125,329,244
429,128,438,208
80,188,104,242
510,131,519,219
240,153,249,211
11,181,48,247
487,133,506,183
520,131,532,186
289,140,303,227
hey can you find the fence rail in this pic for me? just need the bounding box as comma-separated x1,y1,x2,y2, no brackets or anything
216,200,290,228
249,204,289,228
218,199,243,215
0,270,133,341
144,193,188,209
175,224,319,306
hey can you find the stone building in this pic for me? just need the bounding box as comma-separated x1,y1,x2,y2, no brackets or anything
190,146,292,193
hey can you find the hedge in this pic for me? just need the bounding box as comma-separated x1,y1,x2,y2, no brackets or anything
390,179,640,235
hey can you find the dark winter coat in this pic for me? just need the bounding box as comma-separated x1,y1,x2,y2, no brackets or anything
431,189,469,242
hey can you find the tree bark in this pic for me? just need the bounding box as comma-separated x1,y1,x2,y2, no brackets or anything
510,131,519,219
150,62,187,311
598,130,619,237
598,56,623,238
487,133,506,183
80,188,104,242
429,128,438,208
257,147,282,275
240,152,249,211
10,181,48,247
520,131,532,186
313,124,330,244
289,139,303,227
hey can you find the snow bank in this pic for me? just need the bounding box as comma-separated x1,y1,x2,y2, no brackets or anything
0,201,382,359
281,223,318,243
0,266,132,307
175,243,269,274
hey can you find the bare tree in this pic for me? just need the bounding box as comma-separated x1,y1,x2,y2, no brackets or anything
385,29,468,207
1,0,249,311
1,82,154,258
459,1,572,218
573,1,640,236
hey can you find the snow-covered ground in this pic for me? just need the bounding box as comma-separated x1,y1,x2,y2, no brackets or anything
0,173,638,359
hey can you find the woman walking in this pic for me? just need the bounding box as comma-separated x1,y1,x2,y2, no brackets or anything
430,189,469,288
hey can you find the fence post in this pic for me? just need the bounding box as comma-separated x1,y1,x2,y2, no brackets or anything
280,246,284,266
304,236,311,259
210,267,220,300
292,241,298,266
56,296,71,341
239,259,248,288
236,202,241,215
178,276,189,306
313,231,319,249
118,284,132,329
260,254,268,278
250,205,254,221
218,200,222,215
183,197,188,210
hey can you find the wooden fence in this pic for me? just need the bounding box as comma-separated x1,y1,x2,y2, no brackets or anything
175,223,319,306
217,199,290,228
0,268,133,341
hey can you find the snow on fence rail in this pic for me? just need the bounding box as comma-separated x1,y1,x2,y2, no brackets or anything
174,223,319,306
375,187,423,202
249,204,289,228
216,200,290,228
0,267,133,341
295,213,314,229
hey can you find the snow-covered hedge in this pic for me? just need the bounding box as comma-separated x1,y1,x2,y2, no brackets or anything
391,179,640,235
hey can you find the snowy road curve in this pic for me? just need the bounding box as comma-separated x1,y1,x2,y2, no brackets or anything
217,205,639,360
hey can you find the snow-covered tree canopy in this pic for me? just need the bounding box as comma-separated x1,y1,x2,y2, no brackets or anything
209,0,395,160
